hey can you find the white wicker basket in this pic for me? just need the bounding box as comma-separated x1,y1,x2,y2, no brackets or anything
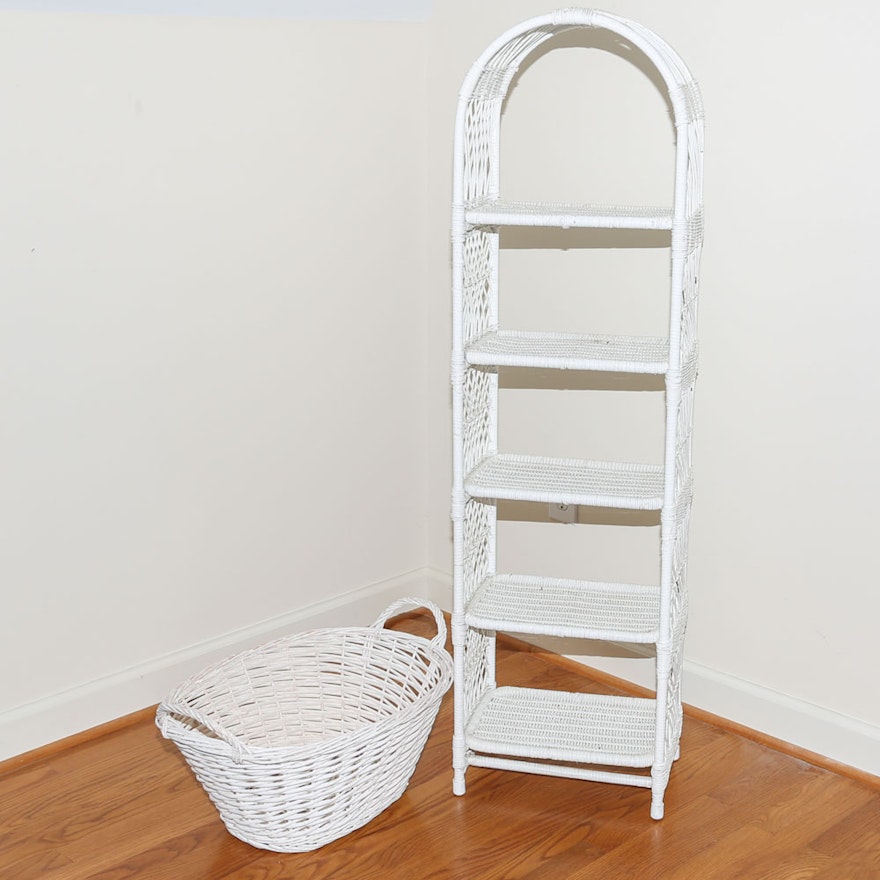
156,599,453,852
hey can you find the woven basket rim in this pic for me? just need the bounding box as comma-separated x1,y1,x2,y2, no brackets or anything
158,626,453,761
203,623,444,668
160,685,447,762
171,624,447,688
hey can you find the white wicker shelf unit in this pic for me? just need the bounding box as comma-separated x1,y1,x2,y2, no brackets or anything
450,9,703,820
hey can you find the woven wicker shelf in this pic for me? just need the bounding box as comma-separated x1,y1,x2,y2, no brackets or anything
466,330,669,373
466,687,656,767
451,9,703,820
464,454,664,510
466,574,660,642
465,198,672,230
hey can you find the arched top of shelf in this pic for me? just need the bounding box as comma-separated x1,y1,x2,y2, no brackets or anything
457,8,702,131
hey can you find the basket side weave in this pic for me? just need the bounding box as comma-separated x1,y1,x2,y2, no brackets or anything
158,623,452,852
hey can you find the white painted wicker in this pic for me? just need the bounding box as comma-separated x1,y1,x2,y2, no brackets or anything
451,8,704,820
156,599,453,852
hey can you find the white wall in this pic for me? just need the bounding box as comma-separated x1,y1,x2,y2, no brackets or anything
2,0,878,776
425,1,880,774
0,10,435,758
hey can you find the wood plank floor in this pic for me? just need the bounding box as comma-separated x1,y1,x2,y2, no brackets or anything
2,612,878,879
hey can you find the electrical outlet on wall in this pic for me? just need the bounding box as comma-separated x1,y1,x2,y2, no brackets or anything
548,503,578,524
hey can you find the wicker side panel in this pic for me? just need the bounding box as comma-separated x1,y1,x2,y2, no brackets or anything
664,501,690,766
462,498,492,603
663,110,703,768
461,494,494,716
462,627,495,721
462,96,499,203
680,112,703,373
462,28,559,204
462,229,493,347
462,366,495,476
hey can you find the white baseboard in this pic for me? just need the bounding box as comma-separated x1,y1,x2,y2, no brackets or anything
0,567,451,762
8,568,877,782
681,657,880,777
564,649,880,778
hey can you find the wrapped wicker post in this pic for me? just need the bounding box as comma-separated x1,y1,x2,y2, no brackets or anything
157,599,452,852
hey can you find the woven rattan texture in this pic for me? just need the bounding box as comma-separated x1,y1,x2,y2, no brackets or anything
467,575,661,641
157,601,452,852
466,330,669,373
466,687,656,765
465,198,674,229
451,8,703,819
464,454,665,509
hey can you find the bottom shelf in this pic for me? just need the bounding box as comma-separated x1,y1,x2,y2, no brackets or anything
465,686,657,769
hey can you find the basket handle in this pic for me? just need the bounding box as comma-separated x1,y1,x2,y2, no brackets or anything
372,598,448,649
156,698,251,763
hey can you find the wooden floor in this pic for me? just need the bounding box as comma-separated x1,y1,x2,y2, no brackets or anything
2,612,879,880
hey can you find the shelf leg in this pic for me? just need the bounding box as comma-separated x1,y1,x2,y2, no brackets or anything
452,735,467,795
650,763,671,820
453,773,467,796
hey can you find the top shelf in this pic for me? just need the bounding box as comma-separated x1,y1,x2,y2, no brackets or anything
464,198,673,230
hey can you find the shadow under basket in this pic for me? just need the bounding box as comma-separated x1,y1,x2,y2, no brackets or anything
156,599,453,852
